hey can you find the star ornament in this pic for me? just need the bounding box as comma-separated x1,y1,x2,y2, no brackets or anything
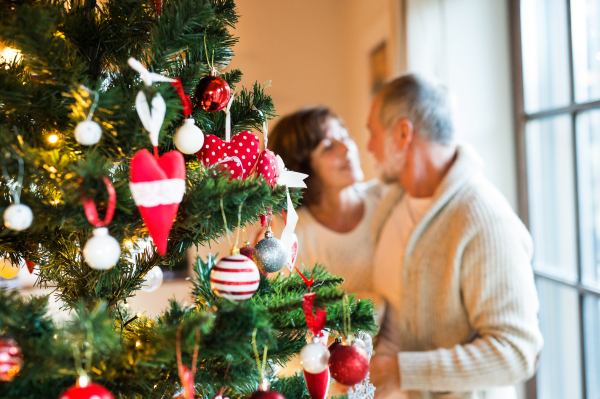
275,155,308,188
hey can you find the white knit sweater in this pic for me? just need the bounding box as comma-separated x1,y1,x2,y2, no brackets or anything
371,144,543,399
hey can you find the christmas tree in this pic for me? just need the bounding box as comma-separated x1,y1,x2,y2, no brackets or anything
0,1,376,398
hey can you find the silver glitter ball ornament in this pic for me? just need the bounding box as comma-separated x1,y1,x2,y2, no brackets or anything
252,228,287,273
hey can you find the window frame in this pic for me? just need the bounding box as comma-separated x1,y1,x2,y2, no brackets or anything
510,0,600,397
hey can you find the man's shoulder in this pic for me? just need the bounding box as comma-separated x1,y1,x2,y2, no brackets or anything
450,174,526,232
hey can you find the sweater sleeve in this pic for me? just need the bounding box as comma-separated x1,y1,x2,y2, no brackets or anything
398,215,544,392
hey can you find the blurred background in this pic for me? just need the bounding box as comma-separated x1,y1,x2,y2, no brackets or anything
5,0,600,398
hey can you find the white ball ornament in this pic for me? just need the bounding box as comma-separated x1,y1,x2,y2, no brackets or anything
3,203,33,231
300,338,330,374
83,227,121,270
174,119,204,154
141,265,163,292
210,253,260,301
74,120,102,146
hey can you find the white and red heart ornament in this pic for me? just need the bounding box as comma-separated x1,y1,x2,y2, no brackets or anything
129,150,185,255
196,131,259,180
128,58,186,256
287,233,298,270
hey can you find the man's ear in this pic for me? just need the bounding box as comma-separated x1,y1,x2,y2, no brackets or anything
391,118,413,151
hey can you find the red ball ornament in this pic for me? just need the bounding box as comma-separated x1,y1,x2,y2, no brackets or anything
0,337,22,382
327,339,343,355
59,382,114,399
248,380,286,399
195,69,231,112
328,344,369,386
240,242,254,259
247,390,286,399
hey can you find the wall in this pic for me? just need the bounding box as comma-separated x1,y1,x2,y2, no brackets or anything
233,0,517,209
232,0,401,181
406,0,518,209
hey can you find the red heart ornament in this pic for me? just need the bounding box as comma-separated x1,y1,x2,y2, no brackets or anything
197,132,259,180
130,149,186,255
256,149,278,185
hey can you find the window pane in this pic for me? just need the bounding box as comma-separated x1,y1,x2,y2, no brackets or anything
536,279,583,399
576,110,600,285
521,0,571,113
571,0,600,103
584,295,600,398
526,116,578,279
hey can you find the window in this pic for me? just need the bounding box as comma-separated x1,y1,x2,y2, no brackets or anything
512,0,600,397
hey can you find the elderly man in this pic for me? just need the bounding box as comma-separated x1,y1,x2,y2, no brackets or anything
367,74,543,399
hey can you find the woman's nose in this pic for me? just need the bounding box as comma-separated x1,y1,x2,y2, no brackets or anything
335,139,350,155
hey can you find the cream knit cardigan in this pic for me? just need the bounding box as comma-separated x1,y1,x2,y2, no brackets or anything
372,144,543,399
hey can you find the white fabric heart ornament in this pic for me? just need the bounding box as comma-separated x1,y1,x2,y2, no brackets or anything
135,91,167,147
275,155,308,271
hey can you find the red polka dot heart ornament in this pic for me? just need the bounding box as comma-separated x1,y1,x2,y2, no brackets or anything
197,131,259,180
255,149,278,186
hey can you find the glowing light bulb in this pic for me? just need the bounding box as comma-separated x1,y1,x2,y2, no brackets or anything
135,341,141,347
48,134,58,144
136,312,141,318
78,375,89,388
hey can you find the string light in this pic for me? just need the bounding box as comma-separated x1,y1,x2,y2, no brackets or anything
136,312,141,318
135,341,141,347
48,134,58,144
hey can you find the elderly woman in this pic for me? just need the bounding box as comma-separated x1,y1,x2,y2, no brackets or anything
267,106,382,294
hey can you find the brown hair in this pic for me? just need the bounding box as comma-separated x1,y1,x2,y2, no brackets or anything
268,106,342,206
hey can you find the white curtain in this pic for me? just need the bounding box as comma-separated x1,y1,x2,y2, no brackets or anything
405,0,448,84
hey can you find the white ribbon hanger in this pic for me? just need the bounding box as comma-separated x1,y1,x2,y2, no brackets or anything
128,57,176,148
224,89,236,142
128,58,176,86
275,155,308,271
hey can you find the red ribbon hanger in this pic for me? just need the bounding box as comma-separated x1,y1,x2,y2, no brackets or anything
80,176,116,228
171,78,193,119
303,292,327,336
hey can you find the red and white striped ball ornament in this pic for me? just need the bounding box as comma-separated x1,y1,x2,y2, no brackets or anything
210,249,260,301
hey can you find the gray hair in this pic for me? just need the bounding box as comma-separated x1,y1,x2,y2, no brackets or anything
377,73,454,144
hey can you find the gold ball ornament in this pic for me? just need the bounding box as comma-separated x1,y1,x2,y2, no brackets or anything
0,258,20,279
